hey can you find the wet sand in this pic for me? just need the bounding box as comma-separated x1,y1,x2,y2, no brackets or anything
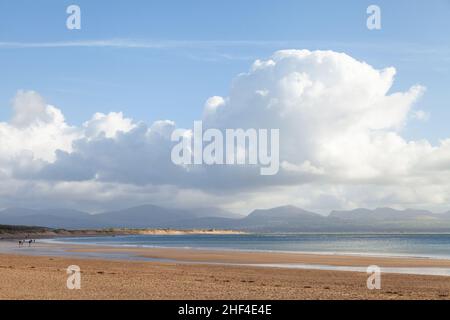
2,241,450,299
68,246,450,268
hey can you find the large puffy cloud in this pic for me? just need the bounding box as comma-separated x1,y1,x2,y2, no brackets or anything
83,112,136,139
1,49,450,213
0,90,79,164
204,50,427,181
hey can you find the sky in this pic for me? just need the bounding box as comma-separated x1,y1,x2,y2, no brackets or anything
0,0,450,214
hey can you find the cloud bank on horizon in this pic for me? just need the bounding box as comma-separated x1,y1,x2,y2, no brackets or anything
1,49,448,213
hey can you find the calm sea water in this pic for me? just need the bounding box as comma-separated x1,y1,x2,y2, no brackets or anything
51,233,450,259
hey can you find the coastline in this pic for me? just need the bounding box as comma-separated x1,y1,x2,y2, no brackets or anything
2,240,450,299
0,228,246,240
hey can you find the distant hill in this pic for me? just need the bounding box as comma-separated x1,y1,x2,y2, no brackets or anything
0,205,242,230
328,208,450,231
1,204,450,232
238,206,330,231
329,208,437,221
0,208,99,229
193,207,244,219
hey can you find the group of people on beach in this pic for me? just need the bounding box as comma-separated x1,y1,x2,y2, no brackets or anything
18,239,36,247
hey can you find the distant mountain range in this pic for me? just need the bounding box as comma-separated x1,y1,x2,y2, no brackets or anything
1,205,450,232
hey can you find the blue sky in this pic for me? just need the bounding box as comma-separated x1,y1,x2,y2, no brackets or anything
1,0,449,142
1,1,450,213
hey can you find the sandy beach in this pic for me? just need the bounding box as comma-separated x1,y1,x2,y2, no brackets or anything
1,241,450,299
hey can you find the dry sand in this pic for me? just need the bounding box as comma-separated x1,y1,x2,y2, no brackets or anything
1,242,450,299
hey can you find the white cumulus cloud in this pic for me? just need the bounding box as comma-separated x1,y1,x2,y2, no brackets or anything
1,50,450,213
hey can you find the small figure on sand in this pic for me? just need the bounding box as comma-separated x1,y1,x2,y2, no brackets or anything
18,239,35,247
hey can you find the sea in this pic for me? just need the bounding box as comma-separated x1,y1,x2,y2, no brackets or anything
48,233,450,260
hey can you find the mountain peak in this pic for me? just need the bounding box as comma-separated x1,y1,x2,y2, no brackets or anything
1,205,450,232
247,206,319,219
